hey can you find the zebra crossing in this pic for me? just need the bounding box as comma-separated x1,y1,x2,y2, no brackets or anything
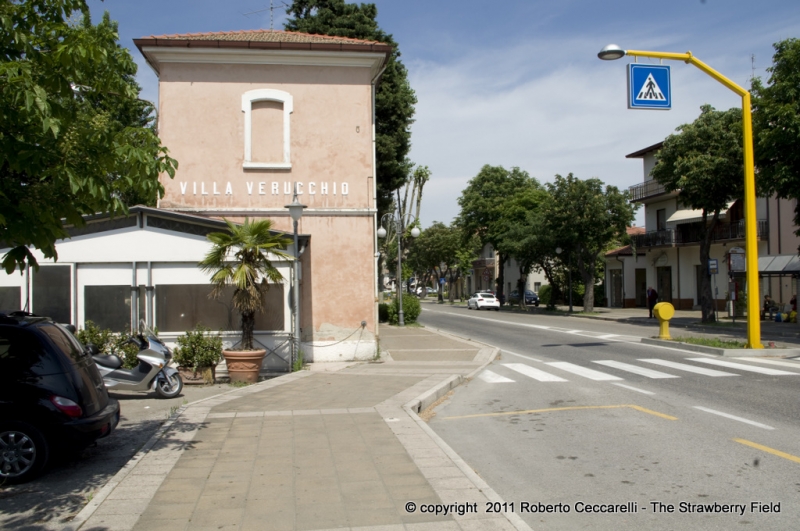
476,355,800,384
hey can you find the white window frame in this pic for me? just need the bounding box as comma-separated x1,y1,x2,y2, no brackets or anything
241,89,293,170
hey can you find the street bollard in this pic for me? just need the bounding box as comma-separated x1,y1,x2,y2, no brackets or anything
653,302,675,340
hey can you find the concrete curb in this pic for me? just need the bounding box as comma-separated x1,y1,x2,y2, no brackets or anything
640,337,800,357
402,395,532,531
64,403,189,531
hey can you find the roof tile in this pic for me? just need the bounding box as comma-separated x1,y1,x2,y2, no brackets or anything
144,29,385,47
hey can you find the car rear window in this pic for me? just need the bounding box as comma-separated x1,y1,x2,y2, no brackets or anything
0,325,62,377
37,323,89,364
479,294,495,299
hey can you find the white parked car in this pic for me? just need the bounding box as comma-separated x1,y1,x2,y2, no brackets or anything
467,292,500,311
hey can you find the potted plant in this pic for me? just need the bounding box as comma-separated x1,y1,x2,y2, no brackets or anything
173,324,223,385
200,218,292,383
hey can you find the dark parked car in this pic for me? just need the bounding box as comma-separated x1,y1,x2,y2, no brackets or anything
0,312,120,483
508,289,540,306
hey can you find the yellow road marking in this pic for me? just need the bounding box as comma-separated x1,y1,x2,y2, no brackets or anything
733,438,800,464
443,404,677,421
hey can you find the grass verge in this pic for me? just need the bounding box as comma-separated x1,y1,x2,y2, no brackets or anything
670,336,747,349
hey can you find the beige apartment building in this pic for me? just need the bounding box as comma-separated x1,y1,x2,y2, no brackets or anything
605,142,799,313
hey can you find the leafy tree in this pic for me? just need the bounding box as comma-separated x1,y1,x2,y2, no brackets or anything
752,38,800,251
457,165,539,304
200,219,292,351
495,183,549,309
542,174,635,313
285,0,417,215
651,105,744,322
406,222,479,302
0,1,178,273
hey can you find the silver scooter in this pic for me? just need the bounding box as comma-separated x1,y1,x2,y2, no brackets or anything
89,320,183,399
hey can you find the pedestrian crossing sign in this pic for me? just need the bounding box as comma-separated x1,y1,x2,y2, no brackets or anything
628,64,671,109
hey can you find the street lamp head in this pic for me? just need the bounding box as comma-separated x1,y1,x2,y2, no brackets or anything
377,226,387,238
556,247,563,255
410,227,421,238
598,44,626,60
284,188,306,222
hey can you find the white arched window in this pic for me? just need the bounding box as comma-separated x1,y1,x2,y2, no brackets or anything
241,89,293,170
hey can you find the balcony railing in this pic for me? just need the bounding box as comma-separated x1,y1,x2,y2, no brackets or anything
631,220,768,248
628,180,668,202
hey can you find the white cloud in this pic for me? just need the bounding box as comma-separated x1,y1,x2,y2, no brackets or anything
407,34,763,229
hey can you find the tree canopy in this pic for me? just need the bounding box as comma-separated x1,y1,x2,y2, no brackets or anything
542,174,634,312
456,165,541,300
752,38,800,250
0,1,177,273
284,0,416,215
650,105,743,322
406,222,479,302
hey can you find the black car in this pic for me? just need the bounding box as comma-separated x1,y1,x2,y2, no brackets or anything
508,289,540,306
0,312,120,483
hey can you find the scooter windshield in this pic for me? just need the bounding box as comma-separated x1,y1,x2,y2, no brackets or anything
139,319,163,345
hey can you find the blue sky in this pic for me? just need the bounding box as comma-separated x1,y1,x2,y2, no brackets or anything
89,0,800,228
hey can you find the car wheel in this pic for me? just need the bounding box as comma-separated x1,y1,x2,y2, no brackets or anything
155,372,183,399
0,421,50,484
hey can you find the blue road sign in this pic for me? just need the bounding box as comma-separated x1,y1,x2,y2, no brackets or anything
628,64,671,110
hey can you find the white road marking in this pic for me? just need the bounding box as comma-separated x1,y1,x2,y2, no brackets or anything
593,360,679,379
478,370,515,383
503,363,567,382
688,358,800,376
735,357,800,369
419,310,638,343
612,383,655,395
597,334,619,339
693,406,775,430
545,362,623,381
639,359,738,377
502,350,541,362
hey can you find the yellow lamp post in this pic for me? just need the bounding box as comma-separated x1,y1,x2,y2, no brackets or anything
598,45,762,349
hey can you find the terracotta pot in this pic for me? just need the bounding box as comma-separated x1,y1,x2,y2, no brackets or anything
178,366,216,385
223,349,266,384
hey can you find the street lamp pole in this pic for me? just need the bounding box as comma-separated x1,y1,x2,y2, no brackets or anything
377,210,420,327
598,45,762,349
285,187,306,370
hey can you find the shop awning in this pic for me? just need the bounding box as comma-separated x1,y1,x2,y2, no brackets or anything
666,201,737,223
758,254,800,276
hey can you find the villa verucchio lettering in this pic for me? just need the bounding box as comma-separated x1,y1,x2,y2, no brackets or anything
178,181,350,197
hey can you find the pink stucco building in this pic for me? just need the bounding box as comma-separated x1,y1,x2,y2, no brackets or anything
135,30,392,361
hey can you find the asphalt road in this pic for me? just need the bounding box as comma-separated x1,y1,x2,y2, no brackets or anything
0,383,237,531
421,303,800,531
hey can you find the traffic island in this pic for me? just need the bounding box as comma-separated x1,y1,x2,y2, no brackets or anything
640,337,800,358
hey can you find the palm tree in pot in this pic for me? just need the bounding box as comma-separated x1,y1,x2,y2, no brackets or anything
200,218,292,383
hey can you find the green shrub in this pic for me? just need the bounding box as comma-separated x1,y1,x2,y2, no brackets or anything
538,285,552,306
378,303,389,322
173,324,223,369
76,321,140,369
386,294,421,324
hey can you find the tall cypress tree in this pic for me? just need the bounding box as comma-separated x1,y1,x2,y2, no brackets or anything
284,0,417,215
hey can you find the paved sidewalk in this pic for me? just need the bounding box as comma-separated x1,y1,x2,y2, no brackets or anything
70,327,529,531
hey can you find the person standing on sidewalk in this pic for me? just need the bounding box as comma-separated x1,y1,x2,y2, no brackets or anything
647,286,659,318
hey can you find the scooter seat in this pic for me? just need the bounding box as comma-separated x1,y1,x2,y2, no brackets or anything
93,354,123,370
